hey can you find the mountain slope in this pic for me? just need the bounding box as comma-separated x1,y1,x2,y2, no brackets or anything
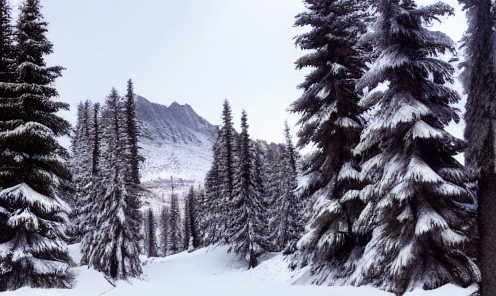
135,96,216,202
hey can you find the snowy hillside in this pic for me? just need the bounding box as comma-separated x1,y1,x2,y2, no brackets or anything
2,244,477,296
135,96,217,199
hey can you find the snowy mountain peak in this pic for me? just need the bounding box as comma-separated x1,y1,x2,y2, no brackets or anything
135,95,215,201
136,96,217,146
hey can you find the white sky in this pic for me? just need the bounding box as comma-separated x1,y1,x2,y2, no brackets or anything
12,0,467,144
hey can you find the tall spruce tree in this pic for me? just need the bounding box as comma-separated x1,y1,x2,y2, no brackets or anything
291,0,368,283
274,122,300,253
183,186,198,251
168,193,182,254
124,79,140,185
351,1,479,294
230,110,266,268
203,128,223,245
0,0,14,85
160,205,169,256
86,88,142,280
79,102,104,265
147,208,158,257
458,1,496,295
0,0,74,290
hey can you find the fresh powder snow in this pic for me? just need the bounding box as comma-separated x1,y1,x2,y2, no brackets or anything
0,244,477,296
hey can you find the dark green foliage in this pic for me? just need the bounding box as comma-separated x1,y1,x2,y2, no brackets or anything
84,88,142,280
291,0,368,283
168,193,182,254
458,1,496,295
147,208,158,257
0,0,73,290
124,79,141,185
230,110,267,269
352,0,479,294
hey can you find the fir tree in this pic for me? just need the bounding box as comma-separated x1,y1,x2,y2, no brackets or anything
86,88,142,280
351,1,479,294
230,110,267,268
147,208,158,257
458,0,496,295
79,102,103,265
203,128,223,245
183,186,198,251
0,0,14,85
0,0,73,290
124,79,141,185
291,0,368,283
168,193,182,254
160,205,169,256
275,122,300,253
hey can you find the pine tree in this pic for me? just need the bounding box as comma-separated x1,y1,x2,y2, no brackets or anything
160,205,169,256
351,1,479,294
79,102,104,265
0,0,74,290
168,192,182,254
70,101,93,242
86,88,142,280
0,0,14,85
183,186,198,251
124,79,141,185
147,208,158,257
458,1,496,295
290,0,368,283
203,128,223,245
274,122,300,253
230,110,267,268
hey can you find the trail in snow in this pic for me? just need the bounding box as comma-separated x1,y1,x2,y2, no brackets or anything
2,244,477,296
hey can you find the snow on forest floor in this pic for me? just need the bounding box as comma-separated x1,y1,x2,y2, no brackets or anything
3,244,477,296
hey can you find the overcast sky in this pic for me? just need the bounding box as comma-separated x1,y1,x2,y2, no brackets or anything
12,0,467,144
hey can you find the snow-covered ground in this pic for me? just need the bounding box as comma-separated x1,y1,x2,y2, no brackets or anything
2,244,477,296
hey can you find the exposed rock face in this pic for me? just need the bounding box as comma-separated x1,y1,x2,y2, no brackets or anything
135,95,217,188
136,95,217,145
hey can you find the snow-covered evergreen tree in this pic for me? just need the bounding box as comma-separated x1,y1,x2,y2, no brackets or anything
78,102,104,265
183,186,198,251
160,205,169,256
124,79,141,185
291,0,368,283
85,88,142,280
168,193,182,254
0,0,14,85
147,208,158,257
274,122,300,253
70,101,94,242
350,1,479,294
230,110,267,268
458,1,496,295
0,0,74,290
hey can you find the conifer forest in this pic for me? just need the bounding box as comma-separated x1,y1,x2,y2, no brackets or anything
0,0,495,296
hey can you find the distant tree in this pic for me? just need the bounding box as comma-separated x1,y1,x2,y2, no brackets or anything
458,0,496,295
183,186,199,251
351,0,479,294
86,88,142,280
168,193,182,254
274,122,300,253
0,0,74,290
147,208,158,257
160,205,169,256
230,110,267,268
